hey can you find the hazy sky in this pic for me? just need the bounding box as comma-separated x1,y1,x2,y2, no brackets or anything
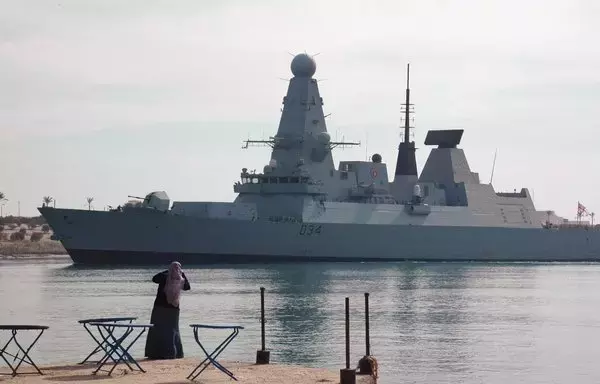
1,0,599,218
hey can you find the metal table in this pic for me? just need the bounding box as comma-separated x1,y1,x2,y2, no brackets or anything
88,322,152,376
0,325,48,376
187,324,244,381
78,316,137,364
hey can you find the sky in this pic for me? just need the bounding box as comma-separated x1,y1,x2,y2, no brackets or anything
1,0,599,218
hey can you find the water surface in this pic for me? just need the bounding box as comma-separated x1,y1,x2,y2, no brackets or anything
1,259,600,384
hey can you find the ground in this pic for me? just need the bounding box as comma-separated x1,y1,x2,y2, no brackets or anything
0,359,376,384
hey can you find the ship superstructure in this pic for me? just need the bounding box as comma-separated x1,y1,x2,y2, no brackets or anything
39,54,599,265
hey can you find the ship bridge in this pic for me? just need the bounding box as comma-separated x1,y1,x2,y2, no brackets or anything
233,167,325,195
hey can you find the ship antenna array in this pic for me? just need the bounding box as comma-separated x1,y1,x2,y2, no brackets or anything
242,138,275,149
489,149,498,184
400,63,415,143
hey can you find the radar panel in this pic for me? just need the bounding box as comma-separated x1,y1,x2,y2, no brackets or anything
424,129,464,148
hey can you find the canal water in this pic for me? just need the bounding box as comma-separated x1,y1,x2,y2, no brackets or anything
1,259,600,383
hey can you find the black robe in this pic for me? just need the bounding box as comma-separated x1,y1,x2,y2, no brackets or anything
144,270,190,359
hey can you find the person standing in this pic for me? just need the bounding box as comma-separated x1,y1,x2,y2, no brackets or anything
145,261,191,359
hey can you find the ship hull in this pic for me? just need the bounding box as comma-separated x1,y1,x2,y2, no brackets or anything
62,248,600,265
64,249,445,265
40,207,600,265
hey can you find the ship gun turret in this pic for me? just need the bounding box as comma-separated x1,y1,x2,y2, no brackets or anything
120,191,170,212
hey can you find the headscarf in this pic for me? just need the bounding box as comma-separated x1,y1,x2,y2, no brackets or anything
164,261,185,306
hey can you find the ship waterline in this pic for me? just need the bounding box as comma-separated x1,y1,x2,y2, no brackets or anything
39,53,600,265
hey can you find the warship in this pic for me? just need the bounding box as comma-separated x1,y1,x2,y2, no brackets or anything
40,53,600,265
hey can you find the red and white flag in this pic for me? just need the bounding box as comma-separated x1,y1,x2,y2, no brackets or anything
577,201,588,216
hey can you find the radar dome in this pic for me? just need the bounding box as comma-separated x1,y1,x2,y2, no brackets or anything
291,53,317,78
371,153,382,163
317,132,331,144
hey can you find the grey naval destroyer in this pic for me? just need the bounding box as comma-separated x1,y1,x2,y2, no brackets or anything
40,53,600,265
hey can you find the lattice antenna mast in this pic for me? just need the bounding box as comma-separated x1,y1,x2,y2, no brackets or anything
400,64,414,143
242,138,275,149
242,136,360,150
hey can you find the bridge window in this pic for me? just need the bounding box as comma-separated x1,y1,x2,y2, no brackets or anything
290,177,299,183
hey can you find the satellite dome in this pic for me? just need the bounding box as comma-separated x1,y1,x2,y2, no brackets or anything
317,132,331,144
291,53,317,78
371,153,382,163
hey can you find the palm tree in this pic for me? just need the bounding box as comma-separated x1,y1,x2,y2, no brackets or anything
86,197,94,210
0,192,6,218
42,196,53,208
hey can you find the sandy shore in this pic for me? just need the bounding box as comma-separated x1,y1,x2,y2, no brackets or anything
0,358,376,383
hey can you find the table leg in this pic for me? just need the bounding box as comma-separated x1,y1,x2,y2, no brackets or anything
93,326,134,375
0,333,17,376
80,323,108,364
11,329,45,375
0,330,45,376
101,325,133,367
188,328,240,381
80,320,135,364
106,328,147,375
93,326,148,376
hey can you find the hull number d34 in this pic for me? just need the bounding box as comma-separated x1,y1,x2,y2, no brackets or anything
299,224,322,236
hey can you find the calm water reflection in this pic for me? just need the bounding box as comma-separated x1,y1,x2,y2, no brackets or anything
1,260,600,384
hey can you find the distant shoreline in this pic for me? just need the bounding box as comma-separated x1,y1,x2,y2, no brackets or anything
0,254,71,264
0,239,68,257
1,222,69,258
